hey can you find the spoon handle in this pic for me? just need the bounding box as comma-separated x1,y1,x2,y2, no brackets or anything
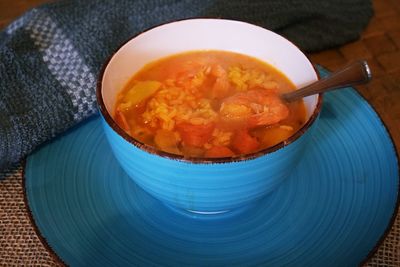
281,60,372,102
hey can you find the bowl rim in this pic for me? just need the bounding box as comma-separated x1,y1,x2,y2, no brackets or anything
96,18,323,164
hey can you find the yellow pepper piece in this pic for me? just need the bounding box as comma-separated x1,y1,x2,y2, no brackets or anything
123,81,162,108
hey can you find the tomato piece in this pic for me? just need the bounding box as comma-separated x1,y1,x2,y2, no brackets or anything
212,77,230,99
181,146,205,157
205,146,234,158
211,65,230,99
176,122,215,147
232,130,260,154
154,129,181,155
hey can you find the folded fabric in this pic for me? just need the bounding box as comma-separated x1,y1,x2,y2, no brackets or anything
0,0,372,169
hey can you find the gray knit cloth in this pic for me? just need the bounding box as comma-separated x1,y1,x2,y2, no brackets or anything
0,0,372,169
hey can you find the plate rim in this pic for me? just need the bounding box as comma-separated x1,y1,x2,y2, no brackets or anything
22,87,400,266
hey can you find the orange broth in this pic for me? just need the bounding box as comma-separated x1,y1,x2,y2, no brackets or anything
114,50,306,158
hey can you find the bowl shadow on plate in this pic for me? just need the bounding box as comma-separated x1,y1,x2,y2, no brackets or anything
78,179,277,266
319,99,336,121
317,88,362,143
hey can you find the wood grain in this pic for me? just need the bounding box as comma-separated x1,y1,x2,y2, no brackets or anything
308,0,400,157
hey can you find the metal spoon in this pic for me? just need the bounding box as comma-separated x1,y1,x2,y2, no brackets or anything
281,60,372,102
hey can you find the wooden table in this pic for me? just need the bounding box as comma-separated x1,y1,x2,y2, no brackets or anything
1,0,399,266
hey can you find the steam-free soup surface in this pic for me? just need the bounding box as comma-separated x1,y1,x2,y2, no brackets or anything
114,50,306,158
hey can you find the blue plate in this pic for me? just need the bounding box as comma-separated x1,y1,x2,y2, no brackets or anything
25,86,399,266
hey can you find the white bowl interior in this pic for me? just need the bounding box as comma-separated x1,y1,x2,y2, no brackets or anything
102,19,318,120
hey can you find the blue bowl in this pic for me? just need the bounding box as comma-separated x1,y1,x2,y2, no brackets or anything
97,19,322,213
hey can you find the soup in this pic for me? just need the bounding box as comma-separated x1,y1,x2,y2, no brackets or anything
114,50,306,158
